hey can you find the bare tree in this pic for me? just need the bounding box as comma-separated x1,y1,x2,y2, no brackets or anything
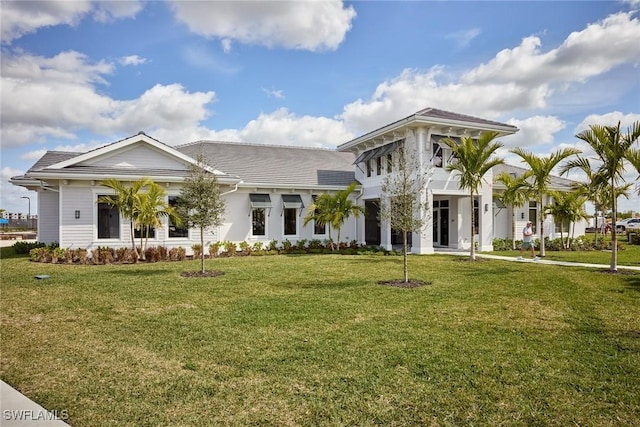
379,144,432,283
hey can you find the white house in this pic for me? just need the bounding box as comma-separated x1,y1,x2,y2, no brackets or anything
11,108,585,253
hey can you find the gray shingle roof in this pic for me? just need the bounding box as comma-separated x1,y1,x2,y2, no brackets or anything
177,141,356,187
20,139,356,188
493,164,578,190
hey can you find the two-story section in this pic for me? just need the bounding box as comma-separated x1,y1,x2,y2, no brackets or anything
338,108,518,253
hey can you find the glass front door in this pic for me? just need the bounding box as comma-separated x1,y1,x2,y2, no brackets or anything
433,200,449,246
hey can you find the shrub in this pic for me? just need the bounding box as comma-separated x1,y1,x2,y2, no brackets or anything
30,247,51,263
239,241,251,254
268,239,278,251
169,247,186,261
282,239,293,253
209,242,221,258
308,239,323,250
73,248,89,264
51,247,66,264
251,241,264,252
492,238,512,251
13,241,46,255
223,240,237,256
192,244,202,259
92,246,114,265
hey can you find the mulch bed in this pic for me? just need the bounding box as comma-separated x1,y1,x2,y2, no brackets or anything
180,270,225,278
378,279,432,288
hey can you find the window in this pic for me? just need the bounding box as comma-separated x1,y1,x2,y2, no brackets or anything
376,156,382,175
282,194,303,236
252,208,266,236
386,153,393,173
529,201,538,232
97,196,119,239
433,143,443,167
312,195,326,235
366,159,373,177
168,196,189,238
284,208,297,235
473,199,479,234
250,194,271,237
134,226,155,239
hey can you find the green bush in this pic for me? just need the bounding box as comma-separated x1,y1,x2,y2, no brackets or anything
13,241,47,254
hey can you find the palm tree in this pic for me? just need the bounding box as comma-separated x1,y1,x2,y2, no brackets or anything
545,191,587,249
574,121,640,272
627,148,640,196
304,182,364,250
495,171,531,249
442,131,504,261
561,157,610,246
134,182,181,259
510,147,580,258
99,177,153,260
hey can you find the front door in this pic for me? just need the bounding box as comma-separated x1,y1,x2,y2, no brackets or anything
365,200,381,246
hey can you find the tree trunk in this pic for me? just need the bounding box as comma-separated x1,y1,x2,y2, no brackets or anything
470,194,476,261
610,177,618,272
200,227,205,273
539,196,546,257
129,222,139,260
512,208,517,250
403,231,408,283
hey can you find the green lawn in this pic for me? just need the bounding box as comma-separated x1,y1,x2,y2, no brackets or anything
1,253,639,426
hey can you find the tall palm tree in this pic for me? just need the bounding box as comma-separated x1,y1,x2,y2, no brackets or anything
443,131,504,261
574,121,640,272
304,182,364,250
627,148,640,196
135,182,181,259
495,171,532,249
545,191,587,249
99,177,153,260
510,148,580,258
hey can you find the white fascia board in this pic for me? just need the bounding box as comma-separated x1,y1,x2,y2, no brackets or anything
27,171,242,185
238,182,358,192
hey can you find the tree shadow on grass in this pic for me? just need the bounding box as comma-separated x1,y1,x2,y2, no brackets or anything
109,269,176,276
624,273,640,292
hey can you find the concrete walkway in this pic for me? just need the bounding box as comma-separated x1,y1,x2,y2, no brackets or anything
0,381,70,426
438,250,640,271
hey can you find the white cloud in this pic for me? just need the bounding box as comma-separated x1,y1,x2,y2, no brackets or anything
462,12,640,86
0,166,35,214
168,0,356,51
503,116,566,149
1,0,142,44
153,108,353,149
339,11,640,137
445,28,481,49
262,88,285,99
119,55,148,66
0,50,216,147
575,111,640,134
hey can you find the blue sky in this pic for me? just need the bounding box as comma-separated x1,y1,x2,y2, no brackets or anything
1,0,639,215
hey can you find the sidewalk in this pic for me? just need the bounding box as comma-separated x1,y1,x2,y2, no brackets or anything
440,250,640,271
0,381,70,426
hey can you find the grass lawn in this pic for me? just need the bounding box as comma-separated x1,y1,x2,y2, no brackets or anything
1,252,640,426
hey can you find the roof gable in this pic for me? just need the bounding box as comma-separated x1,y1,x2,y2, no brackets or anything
45,132,224,175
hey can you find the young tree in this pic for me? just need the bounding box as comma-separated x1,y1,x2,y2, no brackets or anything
510,147,580,258
379,145,431,283
442,131,505,261
495,171,531,249
99,177,153,260
304,182,364,250
177,155,226,273
574,121,640,272
135,181,181,259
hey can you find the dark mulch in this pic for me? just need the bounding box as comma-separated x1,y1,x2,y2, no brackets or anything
378,279,432,288
180,270,225,278
595,269,638,275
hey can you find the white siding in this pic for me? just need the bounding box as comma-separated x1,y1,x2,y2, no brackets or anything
59,184,96,249
37,189,59,244
84,143,187,171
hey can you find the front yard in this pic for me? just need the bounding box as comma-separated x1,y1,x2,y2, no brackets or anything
1,253,639,426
